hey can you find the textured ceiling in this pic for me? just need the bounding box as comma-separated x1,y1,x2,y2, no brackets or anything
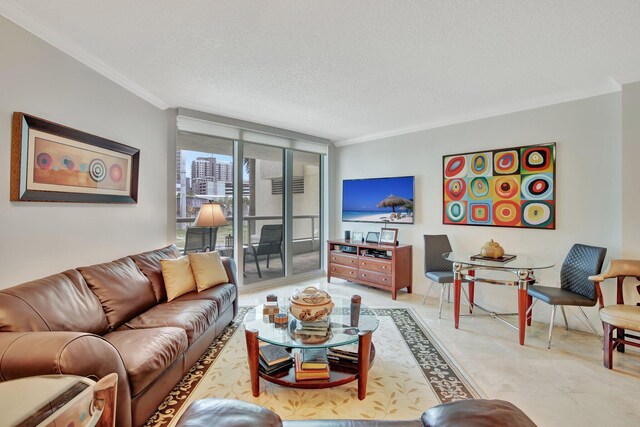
2,0,639,144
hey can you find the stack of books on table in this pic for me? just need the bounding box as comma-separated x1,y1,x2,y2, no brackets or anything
294,348,330,381
295,320,330,336
258,344,293,375
327,343,359,369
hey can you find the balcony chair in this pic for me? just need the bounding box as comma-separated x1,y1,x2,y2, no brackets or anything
588,259,640,369
244,224,284,278
527,243,607,349
183,227,218,255
422,234,469,319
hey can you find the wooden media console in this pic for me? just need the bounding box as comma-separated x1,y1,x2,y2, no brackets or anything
327,239,413,300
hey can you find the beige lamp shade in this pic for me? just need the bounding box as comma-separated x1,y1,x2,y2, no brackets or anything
194,203,228,227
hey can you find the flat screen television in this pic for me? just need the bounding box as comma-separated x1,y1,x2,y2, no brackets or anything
342,176,415,224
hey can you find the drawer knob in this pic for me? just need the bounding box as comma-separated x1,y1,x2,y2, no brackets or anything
363,274,366,277
382,266,386,269
382,278,387,281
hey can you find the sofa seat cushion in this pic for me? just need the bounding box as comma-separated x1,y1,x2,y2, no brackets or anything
105,327,188,395
122,300,218,344
130,245,181,303
174,284,236,314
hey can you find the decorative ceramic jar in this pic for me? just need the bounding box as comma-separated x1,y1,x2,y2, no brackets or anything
289,286,334,322
480,239,505,259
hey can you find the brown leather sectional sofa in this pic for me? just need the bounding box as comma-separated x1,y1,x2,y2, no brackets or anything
0,245,238,427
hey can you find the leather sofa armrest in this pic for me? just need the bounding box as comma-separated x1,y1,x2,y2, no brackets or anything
421,399,536,427
221,257,237,286
221,257,239,317
0,331,133,427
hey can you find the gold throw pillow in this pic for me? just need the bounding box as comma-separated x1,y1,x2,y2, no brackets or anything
160,256,196,301
188,251,229,292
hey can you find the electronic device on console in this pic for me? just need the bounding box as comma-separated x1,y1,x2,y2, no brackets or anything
362,248,392,259
338,245,358,254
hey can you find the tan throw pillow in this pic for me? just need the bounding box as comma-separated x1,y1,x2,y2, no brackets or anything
160,256,196,301
188,251,229,292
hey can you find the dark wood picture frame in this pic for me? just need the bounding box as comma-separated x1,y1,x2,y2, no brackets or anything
379,227,398,245
11,112,140,203
365,232,380,243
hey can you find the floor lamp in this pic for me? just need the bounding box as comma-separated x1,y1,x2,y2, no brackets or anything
194,202,228,251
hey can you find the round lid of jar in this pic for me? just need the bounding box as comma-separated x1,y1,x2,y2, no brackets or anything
290,286,332,306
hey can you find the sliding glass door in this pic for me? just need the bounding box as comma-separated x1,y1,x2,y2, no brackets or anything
242,143,284,284
176,116,326,287
292,151,321,274
175,134,234,256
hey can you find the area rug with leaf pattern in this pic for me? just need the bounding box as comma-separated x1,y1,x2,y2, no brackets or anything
145,307,479,426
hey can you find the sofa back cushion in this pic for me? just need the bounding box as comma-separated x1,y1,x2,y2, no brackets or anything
0,269,109,334
129,244,181,303
78,257,156,330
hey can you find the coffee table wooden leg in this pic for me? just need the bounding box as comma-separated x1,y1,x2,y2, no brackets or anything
245,328,260,397
518,288,527,346
357,330,373,400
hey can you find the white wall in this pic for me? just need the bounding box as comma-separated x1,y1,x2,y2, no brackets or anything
332,93,623,330
0,17,168,288
622,81,640,259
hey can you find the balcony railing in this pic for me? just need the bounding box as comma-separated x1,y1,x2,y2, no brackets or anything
176,214,320,251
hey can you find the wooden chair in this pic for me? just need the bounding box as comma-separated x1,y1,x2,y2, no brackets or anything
589,259,640,369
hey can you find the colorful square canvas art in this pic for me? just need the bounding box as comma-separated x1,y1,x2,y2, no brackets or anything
442,143,556,229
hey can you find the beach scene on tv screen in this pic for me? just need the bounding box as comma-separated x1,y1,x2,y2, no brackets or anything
343,176,414,223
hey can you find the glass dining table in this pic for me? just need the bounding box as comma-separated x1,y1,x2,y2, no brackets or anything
443,252,555,345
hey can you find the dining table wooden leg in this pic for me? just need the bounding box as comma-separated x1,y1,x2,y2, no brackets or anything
468,270,475,314
453,262,461,329
518,288,527,345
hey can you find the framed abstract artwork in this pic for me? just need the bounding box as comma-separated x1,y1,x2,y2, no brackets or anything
442,143,556,229
10,113,139,203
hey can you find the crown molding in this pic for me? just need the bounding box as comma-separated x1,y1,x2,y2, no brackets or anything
0,0,171,110
334,79,622,147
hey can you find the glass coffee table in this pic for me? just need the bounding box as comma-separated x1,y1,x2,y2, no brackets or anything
243,296,379,400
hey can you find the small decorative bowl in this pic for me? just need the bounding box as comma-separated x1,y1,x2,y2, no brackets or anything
289,286,334,322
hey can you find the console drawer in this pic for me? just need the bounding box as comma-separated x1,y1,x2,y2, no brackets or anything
358,270,392,287
330,263,358,279
329,252,358,267
359,257,392,274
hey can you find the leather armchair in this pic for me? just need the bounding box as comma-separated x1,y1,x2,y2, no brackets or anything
589,259,640,369
176,398,536,427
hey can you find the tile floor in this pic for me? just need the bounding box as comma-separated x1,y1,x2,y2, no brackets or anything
239,277,640,427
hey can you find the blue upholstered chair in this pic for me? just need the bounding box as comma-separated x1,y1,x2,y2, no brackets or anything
527,243,607,349
423,234,468,319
